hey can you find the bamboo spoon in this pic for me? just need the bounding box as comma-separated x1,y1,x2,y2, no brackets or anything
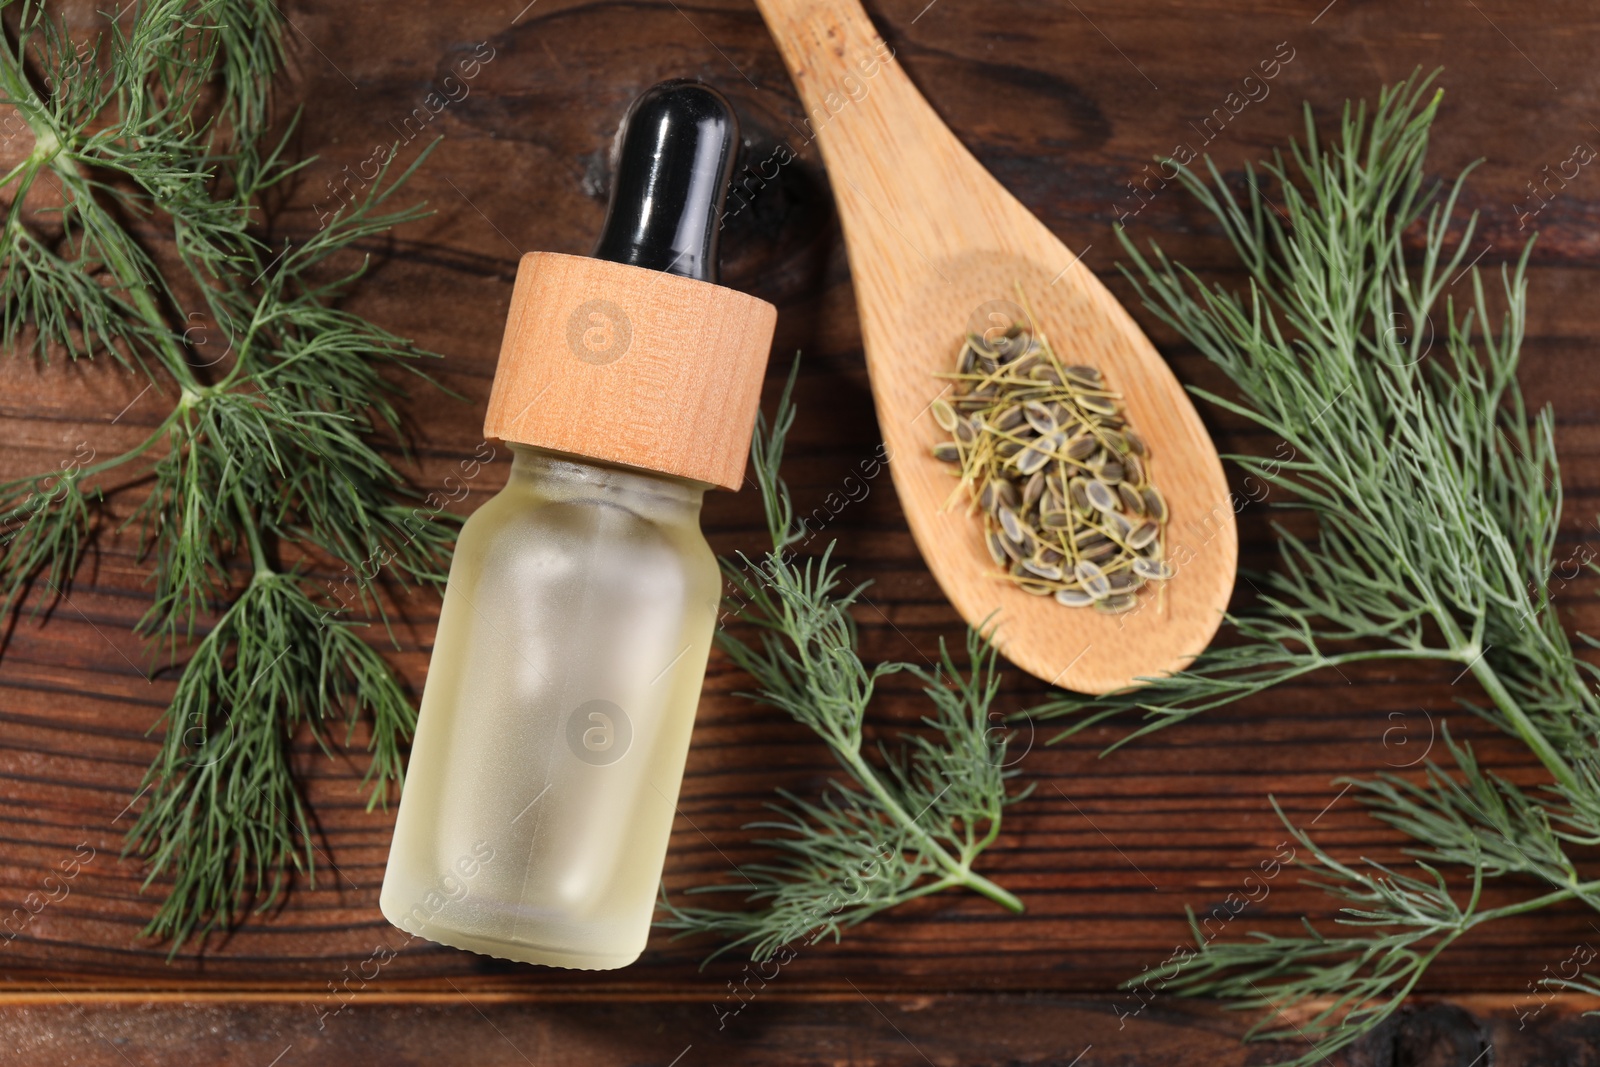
754,0,1236,693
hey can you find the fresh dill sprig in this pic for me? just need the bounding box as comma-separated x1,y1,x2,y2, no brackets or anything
125,572,420,939
1032,70,1600,1062
657,362,1029,964
0,1,457,948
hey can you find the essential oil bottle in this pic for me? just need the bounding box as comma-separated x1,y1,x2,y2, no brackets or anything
379,80,776,969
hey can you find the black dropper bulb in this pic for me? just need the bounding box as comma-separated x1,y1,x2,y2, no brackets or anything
591,80,739,284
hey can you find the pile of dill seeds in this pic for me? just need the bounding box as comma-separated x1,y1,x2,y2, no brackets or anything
931,324,1172,613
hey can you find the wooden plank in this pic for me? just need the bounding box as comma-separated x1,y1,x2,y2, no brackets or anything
0,994,1596,1066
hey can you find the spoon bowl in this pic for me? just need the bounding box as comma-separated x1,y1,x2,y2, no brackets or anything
755,0,1237,693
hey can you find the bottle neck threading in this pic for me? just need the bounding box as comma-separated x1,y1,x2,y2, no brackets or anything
506,444,708,521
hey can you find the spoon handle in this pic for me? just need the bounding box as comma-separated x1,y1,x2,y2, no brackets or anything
753,0,995,259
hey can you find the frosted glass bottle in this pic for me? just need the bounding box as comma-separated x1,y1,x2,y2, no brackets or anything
379,79,776,969
379,446,720,968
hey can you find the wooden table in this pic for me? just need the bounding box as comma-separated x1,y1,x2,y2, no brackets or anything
5,0,1600,1062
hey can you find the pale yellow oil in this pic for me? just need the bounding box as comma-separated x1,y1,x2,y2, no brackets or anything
380,445,721,969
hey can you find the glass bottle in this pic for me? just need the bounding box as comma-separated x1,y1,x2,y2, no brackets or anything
380,80,776,969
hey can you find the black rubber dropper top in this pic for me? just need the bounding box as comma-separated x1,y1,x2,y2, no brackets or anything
591,80,739,284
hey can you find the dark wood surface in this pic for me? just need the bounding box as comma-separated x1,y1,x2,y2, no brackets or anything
5,0,1600,1062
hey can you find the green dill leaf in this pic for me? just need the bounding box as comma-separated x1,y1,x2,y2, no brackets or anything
658,359,1026,965
0,0,456,943
123,574,416,953
1031,69,1600,1062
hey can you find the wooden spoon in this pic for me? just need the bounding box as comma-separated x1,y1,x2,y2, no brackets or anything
754,0,1236,693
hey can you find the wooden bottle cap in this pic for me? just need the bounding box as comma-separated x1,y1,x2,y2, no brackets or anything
483,251,777,491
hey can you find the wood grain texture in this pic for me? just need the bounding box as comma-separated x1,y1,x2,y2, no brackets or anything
753,0,1238,694
483,251,777,490
5,0,1600,1063
3,993,1598,1066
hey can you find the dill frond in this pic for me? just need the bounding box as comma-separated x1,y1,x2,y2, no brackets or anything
0,0,456,947
1032,69,1600,1062
125,572,418,948
658,362,1030,964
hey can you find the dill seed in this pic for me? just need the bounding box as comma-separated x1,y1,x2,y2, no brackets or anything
1076,559,1112,600
1015,443,1051,476
1097,592,1140,614
1083,540,1119,563
1128,521,1161,551
1024,402,1057,434
1106,572,1139,593
1023,470,1046,509
931,313,1172,611
1023,559,1065,581
1132,557,1173,581
987,530,1008,566
998,504,1025,542
1141,486,1168,523
1066,435,1098,461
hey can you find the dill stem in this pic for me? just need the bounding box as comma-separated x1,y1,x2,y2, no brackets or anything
872,870,997,914
1471,878,1600,922
955,868,1024,912
832,743,1024,913
231,486,271,578
1424,584,1579,792
0,154,34,189
1052,646,1469,748
1463,651,1579,793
